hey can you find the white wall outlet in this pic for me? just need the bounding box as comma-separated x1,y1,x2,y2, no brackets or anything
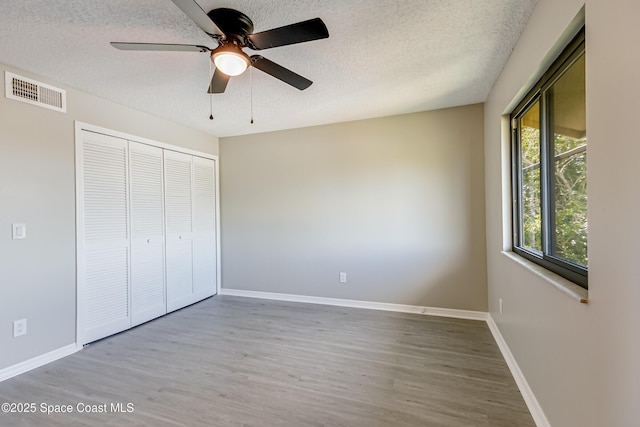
13,318,27,337
12,223,26,240
499,298,504,314
339,272,347,283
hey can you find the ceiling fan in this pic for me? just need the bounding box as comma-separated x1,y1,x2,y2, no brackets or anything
111,0,329,94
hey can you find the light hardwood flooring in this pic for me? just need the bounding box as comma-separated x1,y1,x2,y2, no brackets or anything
0,296,535,426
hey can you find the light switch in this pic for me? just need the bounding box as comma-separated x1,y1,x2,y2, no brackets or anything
12,223,26,240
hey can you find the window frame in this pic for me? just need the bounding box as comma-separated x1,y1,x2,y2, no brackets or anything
511,28,587,289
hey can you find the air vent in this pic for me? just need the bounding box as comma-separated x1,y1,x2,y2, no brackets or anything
5,71,66,113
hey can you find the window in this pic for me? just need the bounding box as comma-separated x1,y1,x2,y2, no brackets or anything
511,29,587,288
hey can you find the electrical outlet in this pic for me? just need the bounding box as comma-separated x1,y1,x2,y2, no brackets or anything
499,298,504,314
339,272,347,283
13,319,27,337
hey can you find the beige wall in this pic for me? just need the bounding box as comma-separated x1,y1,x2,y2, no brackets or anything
220,105,487,311
0,62,218,370
485,0,640,425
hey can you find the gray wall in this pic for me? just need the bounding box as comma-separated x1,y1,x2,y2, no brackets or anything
485,0,640,425
0,62,218,370
220,105,487,311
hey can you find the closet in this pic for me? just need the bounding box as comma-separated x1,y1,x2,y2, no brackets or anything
76,127,218,346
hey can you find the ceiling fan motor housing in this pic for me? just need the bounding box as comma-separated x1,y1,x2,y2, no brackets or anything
207,8,254,43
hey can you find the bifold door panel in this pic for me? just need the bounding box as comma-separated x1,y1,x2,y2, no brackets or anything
78,132,131,344
130,142,166,326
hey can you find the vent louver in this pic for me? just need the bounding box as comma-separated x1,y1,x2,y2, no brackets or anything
5,71,66,113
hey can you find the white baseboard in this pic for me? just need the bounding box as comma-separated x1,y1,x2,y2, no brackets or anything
0,344,79,383
219,288,488,321
487,315,550,427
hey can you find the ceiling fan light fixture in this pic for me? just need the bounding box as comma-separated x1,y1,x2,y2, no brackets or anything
212,44,250,76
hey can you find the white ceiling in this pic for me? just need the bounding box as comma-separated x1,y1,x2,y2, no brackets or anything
0,0,536,137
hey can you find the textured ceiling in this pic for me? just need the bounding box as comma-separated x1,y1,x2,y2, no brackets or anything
0,1,536,137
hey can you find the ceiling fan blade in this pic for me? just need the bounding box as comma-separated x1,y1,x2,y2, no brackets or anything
248,18,329,50
208,68,230,94
251,55,312,90
169,0,220,37
111,42,210,52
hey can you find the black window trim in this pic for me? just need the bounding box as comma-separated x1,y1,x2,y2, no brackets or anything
511,28,587,289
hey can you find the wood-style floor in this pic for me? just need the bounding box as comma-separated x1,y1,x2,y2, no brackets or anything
0,296,535,426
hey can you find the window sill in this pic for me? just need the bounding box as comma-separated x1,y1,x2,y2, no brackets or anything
501,251,589,304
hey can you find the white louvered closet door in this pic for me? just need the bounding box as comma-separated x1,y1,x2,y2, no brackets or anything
164,150,195,312
129,142,166,326
192,156,217,299
78,131,131,344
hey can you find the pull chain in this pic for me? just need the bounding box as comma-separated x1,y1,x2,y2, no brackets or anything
250,66,254,124
209,60,214,120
